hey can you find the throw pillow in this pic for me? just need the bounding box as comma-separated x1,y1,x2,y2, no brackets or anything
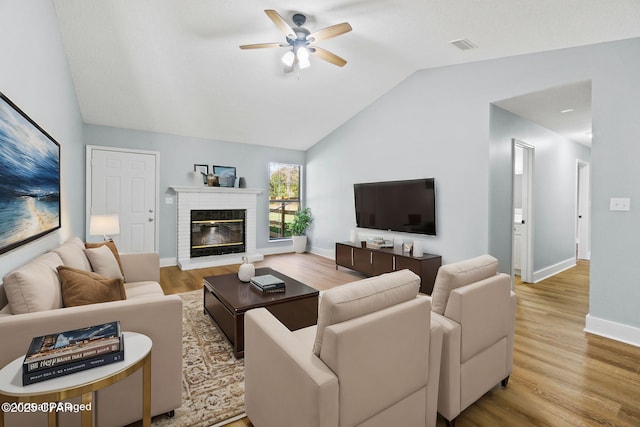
84,245,125,280
85,240,125,278
3,252,64,314
431,254,499,315
58,266,126,307
313,269,420,357
53,237,93,271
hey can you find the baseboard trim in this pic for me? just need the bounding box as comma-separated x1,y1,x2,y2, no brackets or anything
584,314,640,348
160,257,177,267
309,246,334,259
532,257,576,283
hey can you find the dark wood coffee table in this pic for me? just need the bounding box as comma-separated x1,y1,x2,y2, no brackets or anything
203,267,319,357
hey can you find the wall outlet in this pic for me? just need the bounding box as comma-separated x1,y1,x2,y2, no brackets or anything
610,197,630,211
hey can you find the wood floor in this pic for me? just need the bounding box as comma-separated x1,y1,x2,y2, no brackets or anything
160,255,640,427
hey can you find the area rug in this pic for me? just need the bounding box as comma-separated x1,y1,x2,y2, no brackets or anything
153,290,245,427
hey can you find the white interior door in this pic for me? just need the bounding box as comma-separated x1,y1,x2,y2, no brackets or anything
513,139,534,283
87,146,159,252
576,161,591,260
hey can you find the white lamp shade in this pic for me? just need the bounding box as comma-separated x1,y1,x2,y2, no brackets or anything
282,50,295,67
296,47,311,69
90,214,120,236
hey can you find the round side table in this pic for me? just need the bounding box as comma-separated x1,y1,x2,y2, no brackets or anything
0,331,151,427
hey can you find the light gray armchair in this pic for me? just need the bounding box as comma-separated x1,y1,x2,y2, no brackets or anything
244,269,443,427
429,255,516,427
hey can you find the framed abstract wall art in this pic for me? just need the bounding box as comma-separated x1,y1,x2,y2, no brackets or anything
0,92,61,255
213,165,236,187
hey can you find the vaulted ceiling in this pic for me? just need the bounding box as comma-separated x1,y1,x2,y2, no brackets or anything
53,0,640,150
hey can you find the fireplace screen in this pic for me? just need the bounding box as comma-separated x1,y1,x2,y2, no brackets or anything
191,209,246,257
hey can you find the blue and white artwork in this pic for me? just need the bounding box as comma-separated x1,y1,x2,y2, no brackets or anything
0,93,60,255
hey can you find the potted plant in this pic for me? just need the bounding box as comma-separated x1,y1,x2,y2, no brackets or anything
287,207,313,253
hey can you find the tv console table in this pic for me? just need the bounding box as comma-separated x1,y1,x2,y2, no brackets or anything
335,242,442,295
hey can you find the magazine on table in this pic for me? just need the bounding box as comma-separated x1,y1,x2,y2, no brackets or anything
250,274,286,292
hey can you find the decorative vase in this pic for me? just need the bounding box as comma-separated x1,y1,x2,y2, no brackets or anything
413,240,423,257
207,174,219,187
292,235,307,253
190,171,202,186
238,257,255,282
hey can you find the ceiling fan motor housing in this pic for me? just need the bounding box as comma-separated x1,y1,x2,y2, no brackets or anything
292,13,306,27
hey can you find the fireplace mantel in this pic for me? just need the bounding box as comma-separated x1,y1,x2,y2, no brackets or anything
170,186,265,270
170,186,264,195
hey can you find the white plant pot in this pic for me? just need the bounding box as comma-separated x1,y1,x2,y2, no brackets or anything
292,235,307,253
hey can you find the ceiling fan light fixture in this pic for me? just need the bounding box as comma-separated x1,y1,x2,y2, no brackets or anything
282,50,295,67
241,10,351,72
296,47,311,69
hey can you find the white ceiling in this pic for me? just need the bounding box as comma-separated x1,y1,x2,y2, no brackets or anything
494,80,593,146
52,0,640,150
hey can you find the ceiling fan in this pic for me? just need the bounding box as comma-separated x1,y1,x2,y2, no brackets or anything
239,10,352,71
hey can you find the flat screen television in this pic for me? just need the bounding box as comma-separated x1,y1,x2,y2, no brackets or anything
354,178,436,235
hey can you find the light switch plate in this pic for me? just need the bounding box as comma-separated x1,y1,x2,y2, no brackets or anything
610,198,630,211
165,197,174,205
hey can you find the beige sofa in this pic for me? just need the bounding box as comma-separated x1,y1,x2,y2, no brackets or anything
244,269,444,427
430,255,516,427
0,237,182,427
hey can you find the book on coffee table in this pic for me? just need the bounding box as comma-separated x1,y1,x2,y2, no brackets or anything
250,274,286,293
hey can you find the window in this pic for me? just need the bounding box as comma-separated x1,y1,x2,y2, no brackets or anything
269,162,301,240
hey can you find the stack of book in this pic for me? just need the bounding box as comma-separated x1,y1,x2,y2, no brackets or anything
250,274,286,294
22,321,124,385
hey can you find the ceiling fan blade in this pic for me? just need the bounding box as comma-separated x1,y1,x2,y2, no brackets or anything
308,22,352,43
265,9,296,39
239,43,284,50
311,47,347,67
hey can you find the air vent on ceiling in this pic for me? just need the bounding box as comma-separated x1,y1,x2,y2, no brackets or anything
450,38,478,51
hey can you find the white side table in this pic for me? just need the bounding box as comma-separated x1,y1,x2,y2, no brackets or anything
0,331,151,427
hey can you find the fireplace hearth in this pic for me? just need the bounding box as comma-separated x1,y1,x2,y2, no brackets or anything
191,209,246,258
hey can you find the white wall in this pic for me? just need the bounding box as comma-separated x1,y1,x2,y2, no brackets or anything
0,1,84,279
306,65,492,262
83,124,306,263
306,38,640,342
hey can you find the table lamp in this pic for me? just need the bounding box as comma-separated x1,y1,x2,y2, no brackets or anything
90,214,120,241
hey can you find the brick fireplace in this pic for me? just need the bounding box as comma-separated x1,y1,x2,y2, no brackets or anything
170,186,264,270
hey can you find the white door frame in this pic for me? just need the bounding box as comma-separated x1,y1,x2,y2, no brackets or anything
576,160,591,260
512,139,534,283
86,145,160,252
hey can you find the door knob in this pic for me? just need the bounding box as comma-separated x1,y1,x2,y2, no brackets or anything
148,218,154,222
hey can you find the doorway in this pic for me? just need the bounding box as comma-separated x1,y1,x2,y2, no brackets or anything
512,139,534,283
86,146,160,252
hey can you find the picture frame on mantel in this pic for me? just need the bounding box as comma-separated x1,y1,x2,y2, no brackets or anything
213,165,236,187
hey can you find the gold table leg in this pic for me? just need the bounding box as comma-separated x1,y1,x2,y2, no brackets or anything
142,354,151,427
81,392,93,426
48,406,57,427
